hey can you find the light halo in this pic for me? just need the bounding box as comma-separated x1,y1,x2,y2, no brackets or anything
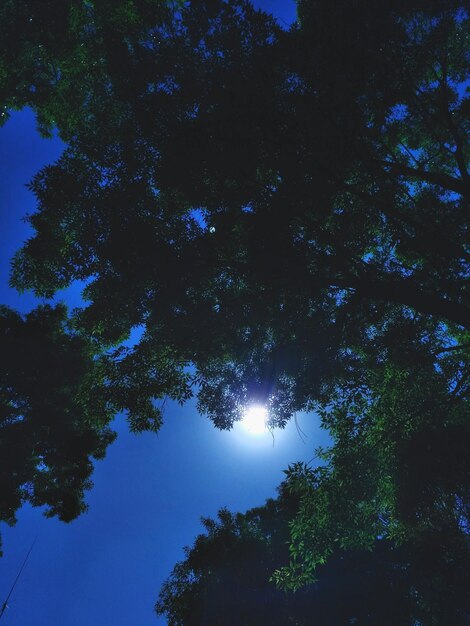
241,405,268,435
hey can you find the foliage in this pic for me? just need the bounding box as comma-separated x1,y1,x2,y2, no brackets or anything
272,320,470,598
0,0,179,137
0,305,116,550
0,0,468,595
157,487,470,624
0,302,195,546
9,0,469,425
156,494,297,626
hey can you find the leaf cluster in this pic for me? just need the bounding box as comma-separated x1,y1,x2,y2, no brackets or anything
0,304,116,550
157,485,470,624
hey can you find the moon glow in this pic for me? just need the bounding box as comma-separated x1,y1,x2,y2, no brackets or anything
241,405,268,435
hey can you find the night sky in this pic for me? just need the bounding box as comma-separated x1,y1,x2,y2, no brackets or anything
0,3,333,624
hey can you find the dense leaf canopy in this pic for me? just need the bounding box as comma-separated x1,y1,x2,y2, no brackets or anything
0,305,115,550
0,0,468,600
0,0,178,136
10,0,469,423
157,488,470,624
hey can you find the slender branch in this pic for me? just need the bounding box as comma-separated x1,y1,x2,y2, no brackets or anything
379,160,467,196
328,272,470,330
439,74,469,184
0,538,37,621
434,343,470,355
450,371,470,399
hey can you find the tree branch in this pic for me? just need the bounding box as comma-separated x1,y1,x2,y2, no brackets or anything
379,160,468,196
331,273,470,330
433,344,470,356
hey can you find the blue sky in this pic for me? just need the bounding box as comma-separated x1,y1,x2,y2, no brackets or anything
0,3,332,624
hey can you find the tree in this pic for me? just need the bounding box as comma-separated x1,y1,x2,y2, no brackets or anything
0,0,179,137
0,305,116,552
156,487,469,624
2,0,469,593
0,304,192,550
156,494,299,626
10,0,469,422
272,326,470,594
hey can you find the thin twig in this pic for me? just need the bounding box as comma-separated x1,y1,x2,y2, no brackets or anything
0,537,37,620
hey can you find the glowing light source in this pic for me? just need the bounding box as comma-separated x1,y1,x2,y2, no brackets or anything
241,405,268,435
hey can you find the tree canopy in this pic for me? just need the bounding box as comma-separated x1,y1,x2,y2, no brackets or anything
0,0,468,603
10,0,469,422
0,305,116,552
0,0,179,136
157,487,470,624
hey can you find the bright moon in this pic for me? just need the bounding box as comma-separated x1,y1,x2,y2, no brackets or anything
241,405,268,435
